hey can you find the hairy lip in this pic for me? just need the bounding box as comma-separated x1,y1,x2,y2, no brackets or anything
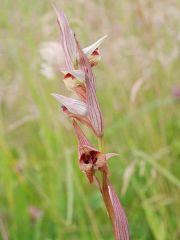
80,150,98,165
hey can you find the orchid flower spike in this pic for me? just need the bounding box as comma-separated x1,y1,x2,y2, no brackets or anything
51,8,131,240
61,70,87,101
52,37,104,137
54,7,107,104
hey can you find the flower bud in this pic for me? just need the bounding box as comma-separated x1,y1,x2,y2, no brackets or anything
88,48,101,67
62,70,86,100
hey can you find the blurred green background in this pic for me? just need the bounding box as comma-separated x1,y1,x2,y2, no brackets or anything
0,0,180,239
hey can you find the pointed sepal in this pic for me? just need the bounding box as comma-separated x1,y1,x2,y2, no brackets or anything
52,93,87,116
83,35,107,56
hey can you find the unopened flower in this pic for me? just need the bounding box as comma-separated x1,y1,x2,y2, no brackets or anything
40,36,106,80
62,70,85,88
83,35,107,67
87,48,100,67
62,70,86,101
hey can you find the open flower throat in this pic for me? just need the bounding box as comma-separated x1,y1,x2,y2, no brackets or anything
80,150,100,183
51,7,130,240
81,150,99,165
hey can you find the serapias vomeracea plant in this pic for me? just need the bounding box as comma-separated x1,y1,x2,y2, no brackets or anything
51,7,130,240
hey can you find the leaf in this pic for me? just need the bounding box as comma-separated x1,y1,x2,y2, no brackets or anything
54,7,76,70
83,35,107,56
51,93,87,116
76,38,104,137
108,184,130,240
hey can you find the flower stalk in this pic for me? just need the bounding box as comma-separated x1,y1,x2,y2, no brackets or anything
51,7,130,240
98,136,105,152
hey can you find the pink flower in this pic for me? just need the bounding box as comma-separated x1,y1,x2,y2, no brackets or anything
83,35,107,67
73,121,117,183
52,68,104,137
62,70,86,101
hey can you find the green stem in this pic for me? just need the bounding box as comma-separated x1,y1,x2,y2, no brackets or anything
98,136,105,152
